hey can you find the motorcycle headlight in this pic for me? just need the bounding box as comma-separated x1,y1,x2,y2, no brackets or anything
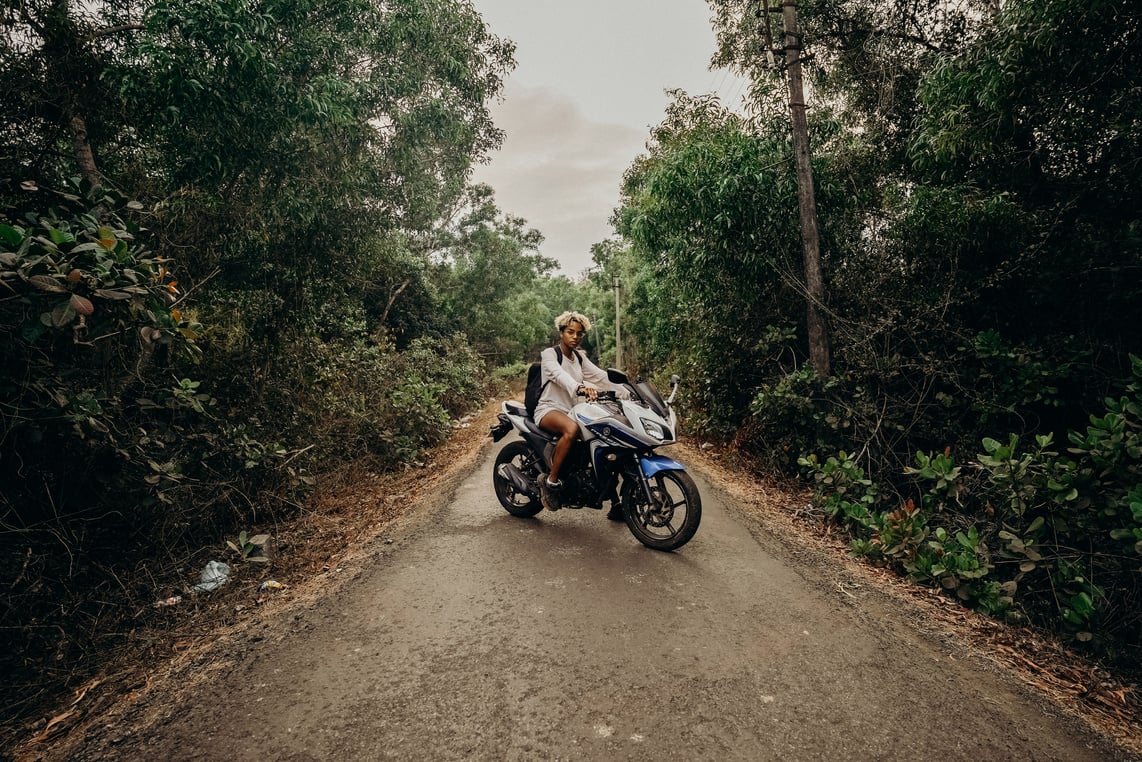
641,418,665,440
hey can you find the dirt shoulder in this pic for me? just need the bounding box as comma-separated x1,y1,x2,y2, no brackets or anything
13,405,1141,760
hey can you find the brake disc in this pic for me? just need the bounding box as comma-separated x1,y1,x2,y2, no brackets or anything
643,486,674,527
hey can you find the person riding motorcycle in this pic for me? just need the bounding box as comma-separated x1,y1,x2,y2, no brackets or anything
535,311,630,514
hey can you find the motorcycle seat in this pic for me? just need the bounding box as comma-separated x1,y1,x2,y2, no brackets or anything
502,400,556,440
523,417,553,440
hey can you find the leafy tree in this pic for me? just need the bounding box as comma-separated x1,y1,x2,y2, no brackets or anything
910,0,1142,360
0,0,142,187
685,0,1142,655
697,0,1140,455
0,0,520,736
106,0,513,339
708,0,990,172
612,90,865,432
433,184,559,364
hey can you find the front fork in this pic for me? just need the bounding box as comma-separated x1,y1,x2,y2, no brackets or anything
615,462,655,515
627,455,686,512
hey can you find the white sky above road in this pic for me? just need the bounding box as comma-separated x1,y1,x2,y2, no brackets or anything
469,0,749,277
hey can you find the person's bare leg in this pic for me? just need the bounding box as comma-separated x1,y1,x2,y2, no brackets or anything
539,410,578,483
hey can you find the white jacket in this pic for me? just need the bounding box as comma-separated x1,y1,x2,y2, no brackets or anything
533,346,628,425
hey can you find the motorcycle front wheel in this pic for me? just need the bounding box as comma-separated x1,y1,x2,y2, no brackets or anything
621,469,701,551
493,441,543,517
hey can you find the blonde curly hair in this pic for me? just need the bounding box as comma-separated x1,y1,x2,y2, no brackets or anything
554,310,592,333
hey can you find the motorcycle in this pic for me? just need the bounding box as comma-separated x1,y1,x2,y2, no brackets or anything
489,369,701,551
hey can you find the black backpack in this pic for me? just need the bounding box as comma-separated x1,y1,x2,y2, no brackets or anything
524,346,584,419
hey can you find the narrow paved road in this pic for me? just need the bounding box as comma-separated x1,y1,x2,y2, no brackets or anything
86,440,1119,761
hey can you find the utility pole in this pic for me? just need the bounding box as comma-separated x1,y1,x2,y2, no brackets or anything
613,275,623,369
764,0,830,376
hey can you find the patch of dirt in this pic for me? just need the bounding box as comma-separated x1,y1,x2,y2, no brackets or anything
12,404,1141,760
676,439,1142,759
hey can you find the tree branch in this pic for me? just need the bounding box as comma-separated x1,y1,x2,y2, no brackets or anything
378,279,411,329
85,23,145,42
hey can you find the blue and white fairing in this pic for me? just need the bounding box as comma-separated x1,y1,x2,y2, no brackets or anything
572,395,682,477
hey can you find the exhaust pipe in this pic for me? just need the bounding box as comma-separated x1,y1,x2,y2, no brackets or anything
497,462,537,497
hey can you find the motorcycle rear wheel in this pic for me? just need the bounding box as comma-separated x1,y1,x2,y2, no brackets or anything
493,441,543,517
621,469,701,551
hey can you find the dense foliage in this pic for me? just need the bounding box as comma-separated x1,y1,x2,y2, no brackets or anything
608,0,1141,669
0,0,587,740
3,0,1139,742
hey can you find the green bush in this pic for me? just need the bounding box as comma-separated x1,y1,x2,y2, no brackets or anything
0,187,493,728
797,451,882,529
749,369,859,470
396,335,488,419
802,358,1142,662
0,185,222,728
269,333,486,467
485,360,528,402
0,183,207,512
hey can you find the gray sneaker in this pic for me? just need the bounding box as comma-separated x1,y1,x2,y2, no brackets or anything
539,476,563,511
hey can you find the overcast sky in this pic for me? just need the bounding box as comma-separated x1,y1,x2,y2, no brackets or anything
469,0,748,277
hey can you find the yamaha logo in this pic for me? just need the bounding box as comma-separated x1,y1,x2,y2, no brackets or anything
603,426,613,437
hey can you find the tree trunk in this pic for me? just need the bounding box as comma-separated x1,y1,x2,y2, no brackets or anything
39,0,104,188
613,276,623,369
377,279,411,330
782,0,830,377
69,112,102,187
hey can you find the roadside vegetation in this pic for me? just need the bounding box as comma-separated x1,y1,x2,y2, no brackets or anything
0,0,591,742
602,0,1141,680
1,0,1138,750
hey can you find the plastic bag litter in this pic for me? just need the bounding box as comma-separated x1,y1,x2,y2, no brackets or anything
192,560,231,593
258,580,283,592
